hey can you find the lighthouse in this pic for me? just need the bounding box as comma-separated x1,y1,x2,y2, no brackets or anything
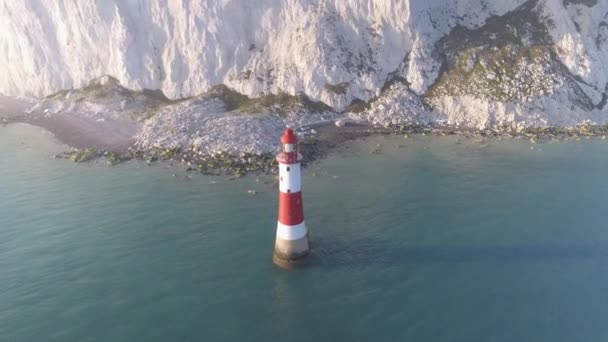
273,128,310,267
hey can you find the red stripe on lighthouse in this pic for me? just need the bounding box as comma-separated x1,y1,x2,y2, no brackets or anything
278,191,304,226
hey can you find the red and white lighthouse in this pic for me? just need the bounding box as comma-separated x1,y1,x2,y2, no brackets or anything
273,128,310,266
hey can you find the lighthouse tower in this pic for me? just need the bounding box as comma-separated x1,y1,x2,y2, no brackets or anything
273,128,310,267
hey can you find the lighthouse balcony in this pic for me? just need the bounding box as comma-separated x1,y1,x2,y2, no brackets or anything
276,152,303,164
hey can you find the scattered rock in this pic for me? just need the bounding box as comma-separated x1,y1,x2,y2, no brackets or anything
51,121,608,178
68,148,99,163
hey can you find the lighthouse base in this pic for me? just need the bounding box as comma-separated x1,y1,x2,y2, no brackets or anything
273,221,310,268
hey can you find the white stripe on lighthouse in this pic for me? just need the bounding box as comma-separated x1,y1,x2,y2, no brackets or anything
279,163,301,193
276,221,307,240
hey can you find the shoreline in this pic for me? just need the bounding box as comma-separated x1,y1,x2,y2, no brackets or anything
3,88,608,175
21,114,138,153
5,116,608,177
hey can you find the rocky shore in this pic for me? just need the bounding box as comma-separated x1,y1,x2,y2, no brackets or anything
47,120,608,177
4,87,608,177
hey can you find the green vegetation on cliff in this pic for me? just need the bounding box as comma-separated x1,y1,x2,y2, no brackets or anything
209,85,331,116
426,44,560,102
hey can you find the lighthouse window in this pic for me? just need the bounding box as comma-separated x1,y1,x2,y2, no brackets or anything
287,189,291,193
284,144,296,152
286,167,290,172
280,177,283,182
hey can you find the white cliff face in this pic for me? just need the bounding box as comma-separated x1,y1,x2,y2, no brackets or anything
367,0,608,130
1,0,529,108
543,0,608,105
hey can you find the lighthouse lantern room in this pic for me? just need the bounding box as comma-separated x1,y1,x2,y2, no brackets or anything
273,128,310,267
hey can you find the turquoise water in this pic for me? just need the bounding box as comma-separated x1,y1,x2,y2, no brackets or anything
3,124,608,341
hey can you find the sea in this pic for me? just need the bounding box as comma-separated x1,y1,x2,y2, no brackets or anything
2,123,608,341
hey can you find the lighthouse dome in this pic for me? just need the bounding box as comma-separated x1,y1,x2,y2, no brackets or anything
281,128,298,144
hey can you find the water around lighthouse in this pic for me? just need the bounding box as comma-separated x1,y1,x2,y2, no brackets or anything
3,123,608,341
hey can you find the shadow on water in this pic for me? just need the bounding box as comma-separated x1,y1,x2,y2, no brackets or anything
306,237,608,269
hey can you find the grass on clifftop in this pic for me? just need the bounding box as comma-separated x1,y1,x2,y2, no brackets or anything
344,98,371,113
45,76,165,102
43,76,178,121
324,82,349,95
208,85,332,116
44,78,333,120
